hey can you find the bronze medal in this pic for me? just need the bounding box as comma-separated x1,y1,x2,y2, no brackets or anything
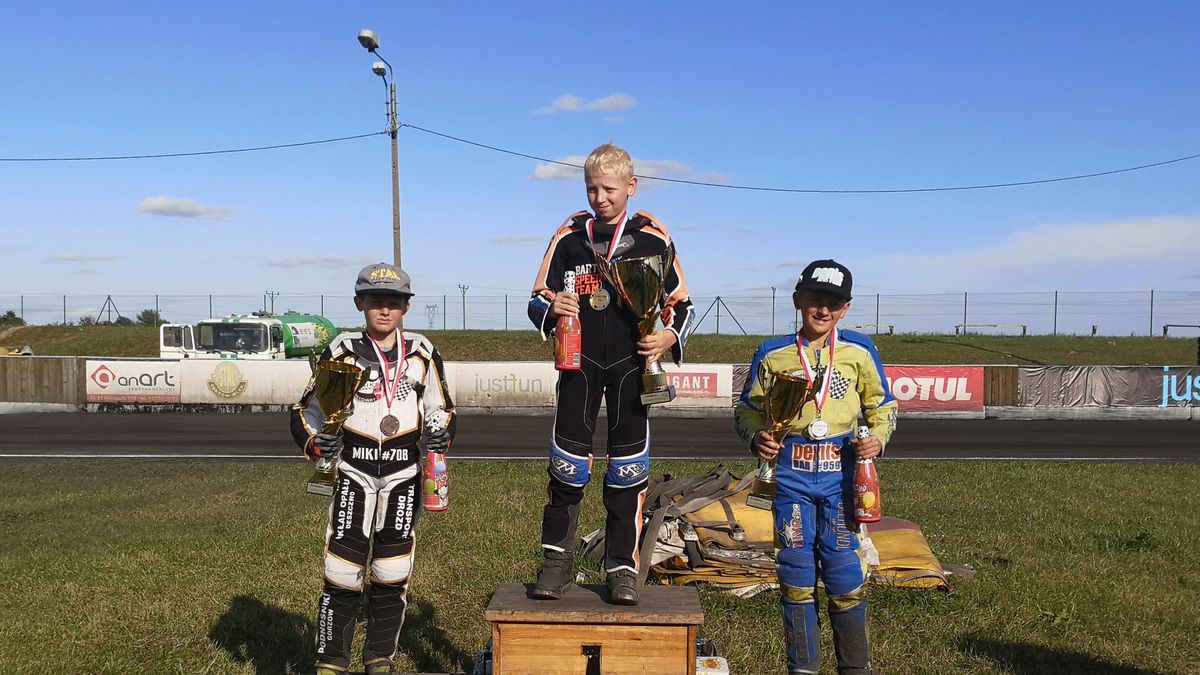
589,288,611,311
380,414,400,436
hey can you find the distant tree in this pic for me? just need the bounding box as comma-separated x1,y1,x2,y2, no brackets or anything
78,316,97,327
136,309,166,326
0,310,25,327
114,316,135,326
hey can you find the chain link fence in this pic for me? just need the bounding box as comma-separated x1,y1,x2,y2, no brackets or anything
2,290,1199,337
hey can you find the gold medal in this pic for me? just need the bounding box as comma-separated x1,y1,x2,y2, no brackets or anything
589,288,611,310
380,414,400,436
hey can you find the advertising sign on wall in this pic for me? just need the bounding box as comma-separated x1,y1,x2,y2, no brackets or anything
1019,366,1200,407
180,359,311,404
86,359,181,403
883,365,985,413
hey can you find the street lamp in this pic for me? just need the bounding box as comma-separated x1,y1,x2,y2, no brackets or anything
358,29,402,267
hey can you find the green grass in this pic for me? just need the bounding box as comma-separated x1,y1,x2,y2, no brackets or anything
2,460,1197,674
5,324,1198,364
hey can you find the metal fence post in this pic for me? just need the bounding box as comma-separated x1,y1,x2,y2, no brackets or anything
209,294,213,319
963,291,968,329
1149,289,1155,337
443,294,447,330
63,295,67,324
770,287,776,334
1053,290,1058,336
716,296,722,335
876,293,880,335
505,294,509,330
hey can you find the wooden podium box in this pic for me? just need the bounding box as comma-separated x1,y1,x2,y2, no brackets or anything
485,583,704,675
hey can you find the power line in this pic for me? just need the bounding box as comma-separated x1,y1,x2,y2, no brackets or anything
3,120,1198,193
0,131,385,162
400,122,1200,194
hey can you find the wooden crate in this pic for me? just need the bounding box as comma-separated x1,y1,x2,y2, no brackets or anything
485,584,704,675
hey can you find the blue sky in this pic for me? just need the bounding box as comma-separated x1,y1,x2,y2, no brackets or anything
2,2,1199,328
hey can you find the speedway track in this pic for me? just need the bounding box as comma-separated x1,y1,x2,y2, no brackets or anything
0,413,1195,463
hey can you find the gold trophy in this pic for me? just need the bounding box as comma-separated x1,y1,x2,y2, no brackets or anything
306,357,370,497
746,366,814,510
597,246,678,404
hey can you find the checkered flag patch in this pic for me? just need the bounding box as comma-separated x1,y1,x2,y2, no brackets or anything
817,365,852,399
396,377,414,401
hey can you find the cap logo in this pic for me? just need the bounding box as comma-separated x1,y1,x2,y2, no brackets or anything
811,267,844,286
370,268,402,283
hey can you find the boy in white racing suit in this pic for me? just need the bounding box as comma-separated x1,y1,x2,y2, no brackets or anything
292,263,455,674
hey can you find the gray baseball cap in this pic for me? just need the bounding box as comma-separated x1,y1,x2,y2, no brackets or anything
355,262,413,297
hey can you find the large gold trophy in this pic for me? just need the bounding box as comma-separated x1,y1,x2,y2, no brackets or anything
745,366,815,510
597,246,678,404
306,357,370,497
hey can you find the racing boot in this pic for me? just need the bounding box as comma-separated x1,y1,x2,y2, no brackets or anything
533,549,575,600
364,660,395,674
606,569,639,606
829,599,873,675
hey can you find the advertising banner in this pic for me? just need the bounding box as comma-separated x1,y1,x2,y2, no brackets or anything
447,361,557,407
661,363,732,407
180,359,311,404
1019,366,1200,407
86,359,181,403
883,365,984,413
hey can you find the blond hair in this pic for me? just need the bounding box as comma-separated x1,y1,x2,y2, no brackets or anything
584,143,633,181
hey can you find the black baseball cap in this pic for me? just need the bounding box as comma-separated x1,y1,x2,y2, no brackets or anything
794,259,852,300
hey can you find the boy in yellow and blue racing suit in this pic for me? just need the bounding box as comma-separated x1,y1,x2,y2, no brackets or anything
735,259,896,675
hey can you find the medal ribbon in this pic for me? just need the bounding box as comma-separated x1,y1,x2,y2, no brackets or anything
796,327,835,419
585,210,628,263
369,330,406,411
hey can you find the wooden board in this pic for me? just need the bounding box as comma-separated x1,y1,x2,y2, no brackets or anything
485,584,704,625
487,584,702,675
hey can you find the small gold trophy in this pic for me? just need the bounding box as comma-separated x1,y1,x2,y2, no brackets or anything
597,246,678,404
306,357,369,497
746,366,814,510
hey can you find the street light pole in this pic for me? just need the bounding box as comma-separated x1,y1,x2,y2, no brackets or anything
359,29,402,267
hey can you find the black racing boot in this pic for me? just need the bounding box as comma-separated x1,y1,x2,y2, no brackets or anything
533,550,575,600
606,570,639,606
830,601,874,675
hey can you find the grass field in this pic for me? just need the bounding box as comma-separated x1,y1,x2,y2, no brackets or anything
4,324,1198,365
2,459,1197,674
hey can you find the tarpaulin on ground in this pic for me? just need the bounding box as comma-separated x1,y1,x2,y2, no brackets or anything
581,465,948,596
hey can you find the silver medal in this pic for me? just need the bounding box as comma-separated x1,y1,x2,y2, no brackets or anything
808,419,829,439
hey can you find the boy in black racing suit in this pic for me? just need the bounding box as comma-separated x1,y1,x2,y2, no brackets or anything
527,143,695,605
292,263,455,674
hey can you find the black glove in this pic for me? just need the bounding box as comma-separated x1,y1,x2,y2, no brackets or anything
426,428,451,454
312,432,343,459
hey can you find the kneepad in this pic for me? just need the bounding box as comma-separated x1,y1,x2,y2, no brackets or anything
777,546,817,590
549,443,591,487
324,554,365,591
371,553,414,586
822,548,867,599
606,453,650,488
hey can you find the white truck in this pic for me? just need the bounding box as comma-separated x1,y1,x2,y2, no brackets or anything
159,311,337,360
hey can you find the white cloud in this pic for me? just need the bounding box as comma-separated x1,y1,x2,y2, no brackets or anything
49,252,116,262
534,93,637,115
137,196,235,220
265,255,376,269
874,216,1200,291
490,234,547,245
586,94,636,112
531,156,586,180
530,155,725,188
